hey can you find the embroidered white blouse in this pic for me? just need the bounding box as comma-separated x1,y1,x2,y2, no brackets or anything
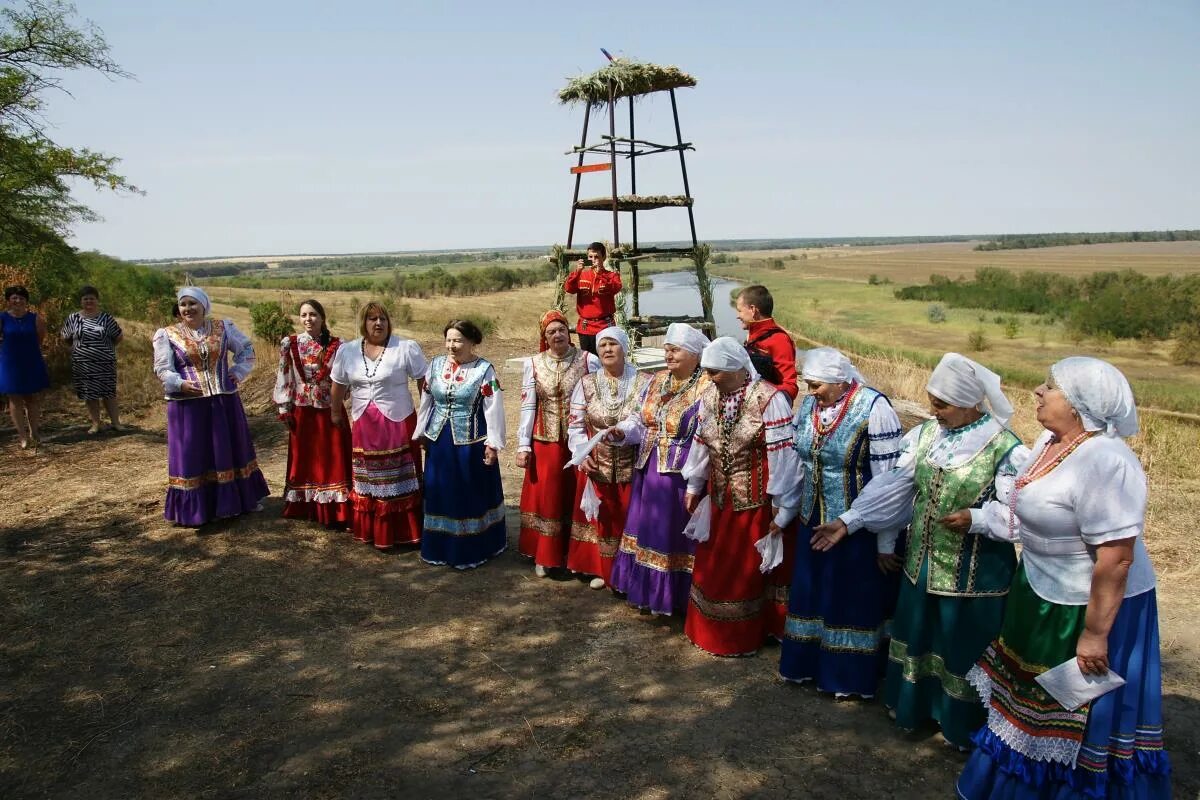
516,350,601,451
413,358,506,451
330,335,428,423
970,430,1156,605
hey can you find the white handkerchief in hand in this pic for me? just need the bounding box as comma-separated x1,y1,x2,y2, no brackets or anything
579,477,601,523
682,496,711,543
1034,659,1125,711
564,428,609,469
755,531,783,573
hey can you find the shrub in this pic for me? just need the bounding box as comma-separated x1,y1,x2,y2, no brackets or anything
392,300,414,326
464,314,497,339
967,327,990,351
768,258,785,270
1003,317,1021,339
927,304,947,324
1170,322,1200,365
249,301,294,343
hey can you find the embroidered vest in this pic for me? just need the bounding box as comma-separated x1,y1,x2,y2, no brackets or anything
794,383,885,524
696,379,776,511
164,320,233,398
580,371,647,484
635,369,710,473
425,355,494,445
532,348,589,443
905,419,1021,597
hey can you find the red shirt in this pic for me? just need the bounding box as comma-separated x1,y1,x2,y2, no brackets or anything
564,267,622,335
745,317,797,401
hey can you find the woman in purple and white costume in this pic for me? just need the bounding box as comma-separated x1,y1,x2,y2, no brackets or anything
952,357,1171,800
606,322,711,616
152,286,268,526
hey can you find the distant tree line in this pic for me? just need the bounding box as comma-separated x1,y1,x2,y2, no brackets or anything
896,267,1200,341
974,230,1200,251
163,250,549,280
209,262,558,298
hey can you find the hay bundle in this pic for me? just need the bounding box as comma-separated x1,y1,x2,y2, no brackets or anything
576,195,693,211
558,60,696,107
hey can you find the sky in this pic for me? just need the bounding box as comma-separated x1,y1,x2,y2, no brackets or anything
37,0,1200,259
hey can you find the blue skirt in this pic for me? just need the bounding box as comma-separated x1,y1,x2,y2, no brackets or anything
957,584,1172,800
420,427,506,569
778,513,898,696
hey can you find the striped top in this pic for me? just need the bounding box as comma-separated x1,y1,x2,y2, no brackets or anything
61,311,122,400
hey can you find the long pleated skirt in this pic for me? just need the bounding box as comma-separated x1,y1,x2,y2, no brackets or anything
779,513,896,696
420,427,506,569
164,394,269,526
957,565,1172,800
884,556,1007,748
685,501,780,657
349,403,422,549
566,476,632,584
517,439,573,568
608,451,696,615
282,406,352,529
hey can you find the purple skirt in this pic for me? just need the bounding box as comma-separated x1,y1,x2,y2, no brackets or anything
164,394,269,526
608,449,696,615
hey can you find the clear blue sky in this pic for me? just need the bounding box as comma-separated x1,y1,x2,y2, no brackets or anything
46,0,1200,259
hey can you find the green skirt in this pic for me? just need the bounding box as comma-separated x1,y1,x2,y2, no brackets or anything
883,556,1009,748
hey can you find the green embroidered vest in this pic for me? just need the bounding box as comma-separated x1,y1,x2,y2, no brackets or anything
905,419,1020,597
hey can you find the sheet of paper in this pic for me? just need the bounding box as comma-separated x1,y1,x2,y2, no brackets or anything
1034,658,1125,711
564,428,609,469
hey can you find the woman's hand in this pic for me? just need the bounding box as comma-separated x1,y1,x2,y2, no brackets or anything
811,519,848,551
331,409,346,428
483,446,498,466
940,510,972,533
1076,629,1110,675
877,553,902,574
179,380,203,397
516,450,530,469
581,454,598,474
684,492,701,514
603,428,625,443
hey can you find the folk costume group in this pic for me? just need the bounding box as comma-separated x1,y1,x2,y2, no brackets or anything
145,283,1170,799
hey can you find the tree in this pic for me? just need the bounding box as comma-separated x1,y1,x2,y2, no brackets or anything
1,1,139,258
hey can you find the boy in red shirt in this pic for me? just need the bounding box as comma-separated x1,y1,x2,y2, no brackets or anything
735,284,798,402
564,242,622,355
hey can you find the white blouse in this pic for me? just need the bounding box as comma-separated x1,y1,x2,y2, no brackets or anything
516,351,601,451
330,335,428,423
681,385,802,529
971,430,1156,605
413,359,506,451
839,417,1030,553
566,364,640,456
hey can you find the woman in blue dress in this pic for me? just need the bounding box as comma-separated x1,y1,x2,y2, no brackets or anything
0,286,50,449
414,319,507,568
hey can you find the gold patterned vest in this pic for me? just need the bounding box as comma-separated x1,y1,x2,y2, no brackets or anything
532,347,590,443
696,378,776,511
635,369,711,473
580,370,648,484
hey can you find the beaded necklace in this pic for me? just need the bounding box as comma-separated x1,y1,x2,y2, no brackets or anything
811,381,860,451
1006,429,1097,539
361,339,387,380
653,368,701,431
596,367,633,417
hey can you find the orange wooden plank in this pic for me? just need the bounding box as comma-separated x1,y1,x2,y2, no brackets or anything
570,163,612,174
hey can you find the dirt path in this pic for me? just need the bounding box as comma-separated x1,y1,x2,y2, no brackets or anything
2,341,1197,798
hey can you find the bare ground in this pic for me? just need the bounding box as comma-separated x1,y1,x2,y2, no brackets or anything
2,332,1198,799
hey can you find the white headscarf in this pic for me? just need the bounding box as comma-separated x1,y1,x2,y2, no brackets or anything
801,347,863,385
664,322,710,355
700,336,759,379
595,325,629,356
177,286,211,314
1050,357,1138,438
926,352,1014,428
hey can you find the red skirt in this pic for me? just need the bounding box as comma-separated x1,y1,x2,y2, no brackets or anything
282,406,353,529
566,475,632,583
684,500,781,656
349,405,422,549
517,439,574,568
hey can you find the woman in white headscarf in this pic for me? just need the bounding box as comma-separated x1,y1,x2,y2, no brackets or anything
678,337,801,656
780,346,904,696
951,357,1170,799
606,322,711,615
565,326,650,589
812,353,1028,748
152,286,268,526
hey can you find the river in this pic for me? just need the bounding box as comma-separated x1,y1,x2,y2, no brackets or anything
633,271,744,340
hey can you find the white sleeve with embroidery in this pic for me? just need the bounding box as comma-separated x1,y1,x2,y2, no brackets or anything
224,321,256,384
840,425,921,535
517,358,536,452
764,391,802,527
151,328,184,394
681,409,710,495
482,365,506,451
272,337,294,413
412,361,435,442
566,380,589,456
969,442,1033,537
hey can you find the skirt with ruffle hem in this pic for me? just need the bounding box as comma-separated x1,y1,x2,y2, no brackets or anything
608,451,696,615
567,476,631,584
420,426,506,568
164,394,269,526
956,565,1171,800
349,403,422,549
282,406,352,529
